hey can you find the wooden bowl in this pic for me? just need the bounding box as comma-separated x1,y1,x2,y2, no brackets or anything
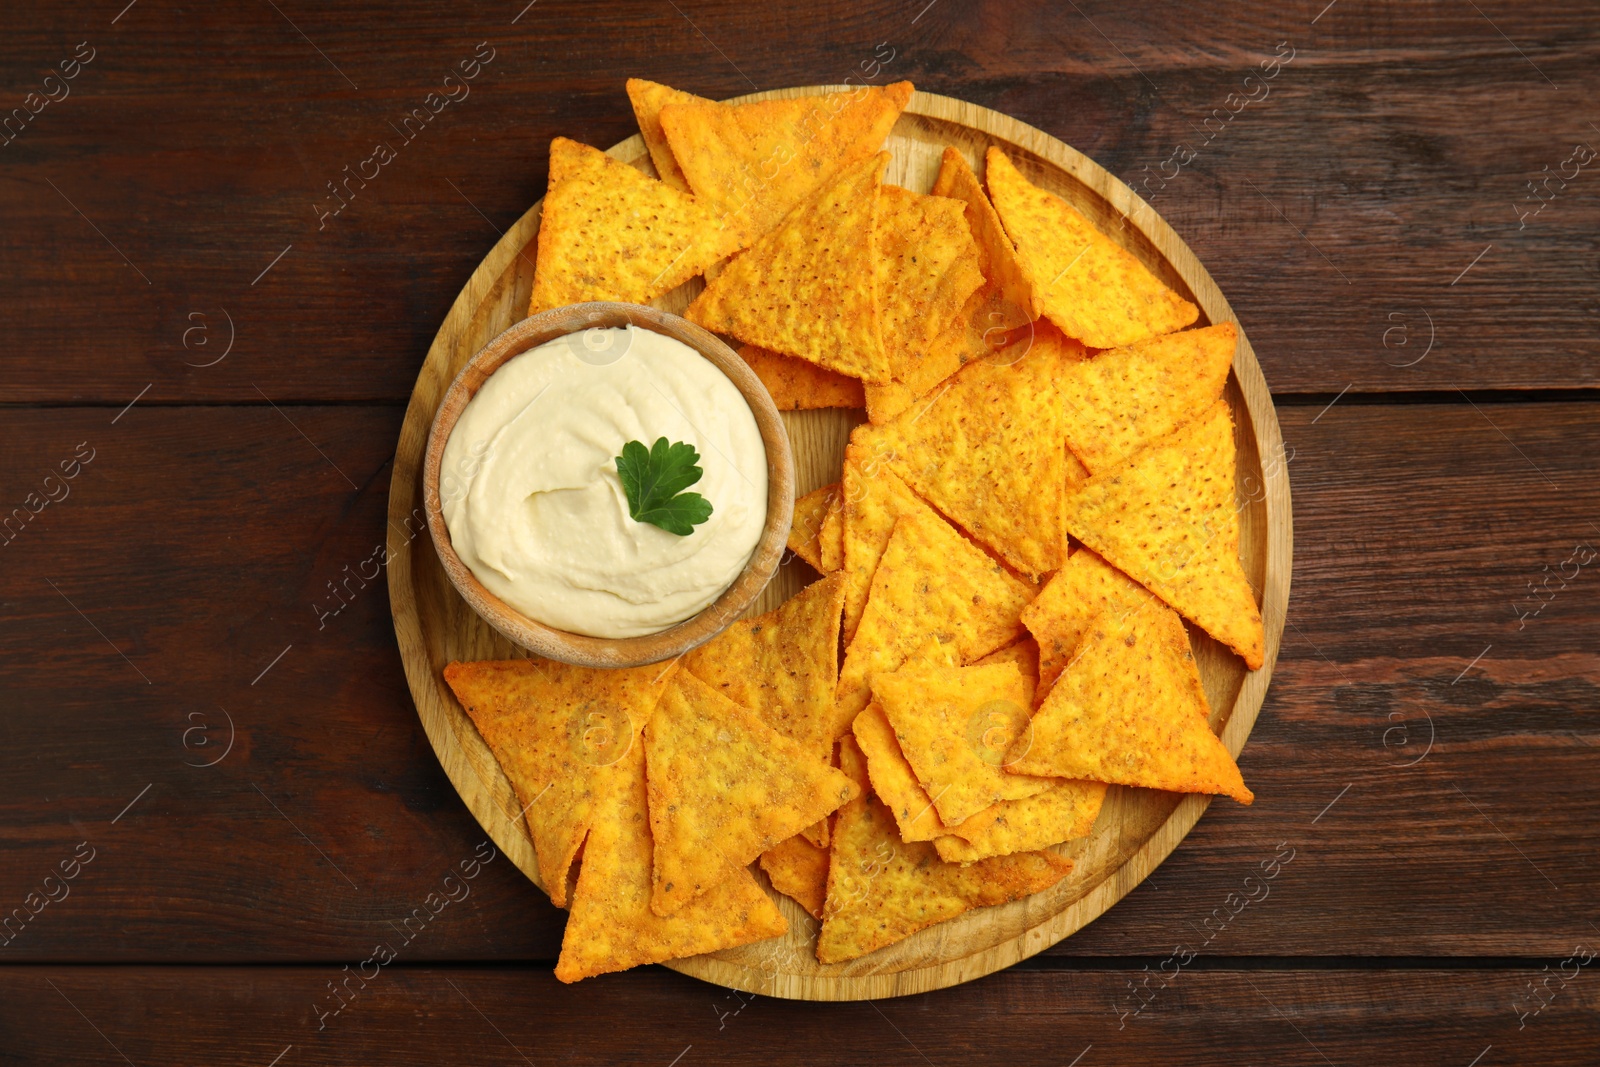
421,301,794,668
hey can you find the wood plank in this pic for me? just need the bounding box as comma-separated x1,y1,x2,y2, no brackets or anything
0,0,1595,402
3,965,1596,1064
2,401,1599,963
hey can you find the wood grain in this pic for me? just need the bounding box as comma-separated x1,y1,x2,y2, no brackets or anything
1,0,1595,402
4,403,1597,963
5,964,1596,1065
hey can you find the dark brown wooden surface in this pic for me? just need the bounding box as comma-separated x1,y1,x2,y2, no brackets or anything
2,0,1597,1061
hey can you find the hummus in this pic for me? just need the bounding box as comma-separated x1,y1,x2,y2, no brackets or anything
439,325,767,638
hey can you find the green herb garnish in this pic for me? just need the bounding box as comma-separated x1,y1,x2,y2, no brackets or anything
615,437,714,536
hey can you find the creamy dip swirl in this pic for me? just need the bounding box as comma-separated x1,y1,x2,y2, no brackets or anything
440,325,767,638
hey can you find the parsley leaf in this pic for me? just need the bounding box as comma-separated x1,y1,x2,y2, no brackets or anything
615,437,715,536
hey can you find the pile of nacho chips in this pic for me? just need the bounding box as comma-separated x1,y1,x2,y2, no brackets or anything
450,78,1266,981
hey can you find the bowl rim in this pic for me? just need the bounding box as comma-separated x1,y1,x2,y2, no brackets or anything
421,301,794,668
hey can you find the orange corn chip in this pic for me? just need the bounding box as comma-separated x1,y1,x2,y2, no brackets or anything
932,146,1037,316
835,509,1033,725
1024,549,1162,701
852,702,948,843
1062,323,1237,475
817,736,1073,963
818,491,846,574
837,444,946,642
738,343,866,410
443,657,674,908
759,833,830,920
788,483,838,572
661,81,912,247
1061,400,1265,668
986,146,1197,349
529,138,741,314
875,185,984,383
851,327,1085,577
973,636,1041,687
645,671,858,915
934,778,1106,863
682,573,844,760
555,743,787,982
624,77,710,193
1006,605,1253,803
687,152,892,383
872,661,1051,826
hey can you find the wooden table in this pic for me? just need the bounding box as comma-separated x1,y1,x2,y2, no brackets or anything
2,1,1596,1062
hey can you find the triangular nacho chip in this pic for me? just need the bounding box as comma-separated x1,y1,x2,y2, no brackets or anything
787,483,838,572
1061,400,1265,668
817,736,1073,963
875,184,985,383
852,326,1084,576
872,661,1052,826
973,636,1041,686
624,77,710,193
837,445,946,642
682,573,845,759
934,779,1106,863
661,81,912,246
1023,549,1162,701
931,146,1037,316
1061,323,1237,475
443,657,673,908
836,509,1033,724
1006,605,1253,803
759,832,830,920
818,491,846,574
645,671,858,914
686,152,892,383
739,343,866,410
852,702,948,843
986,146,1198,349
529,138,740,314
554,743,787,982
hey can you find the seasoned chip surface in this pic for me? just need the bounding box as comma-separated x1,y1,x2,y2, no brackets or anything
645,671,858,915
986,146,1198,349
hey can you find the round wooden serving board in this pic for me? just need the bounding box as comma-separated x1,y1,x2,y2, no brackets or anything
387,87,1293,1001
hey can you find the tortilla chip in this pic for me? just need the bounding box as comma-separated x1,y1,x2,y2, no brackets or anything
1061,400,1265,668
931,146,1037,316
875,185,985,383
625,78,710,193
852,702,948,843
1006,605,1253,803
818,492,846,574
759,833,830,920
1062,323,1237,475
837,446,945,642
1027,550,1163,702
739,343,866,410
529,138,741,314
788,483,838,572
872,661,1051,826
851,327,1084,577
682,573,845,759
986,146,1198,349
817,736,1073,963
801,816,830,850
645,671,858,914
554,743,787,982
934,779,1106,863
443,657,673,908
661,81,912,247
686,152,892,383
973,637,1041,686
861,294,969,424
836,509,1033,724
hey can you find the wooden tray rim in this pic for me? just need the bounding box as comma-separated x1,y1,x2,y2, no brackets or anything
386,86,1293,1001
